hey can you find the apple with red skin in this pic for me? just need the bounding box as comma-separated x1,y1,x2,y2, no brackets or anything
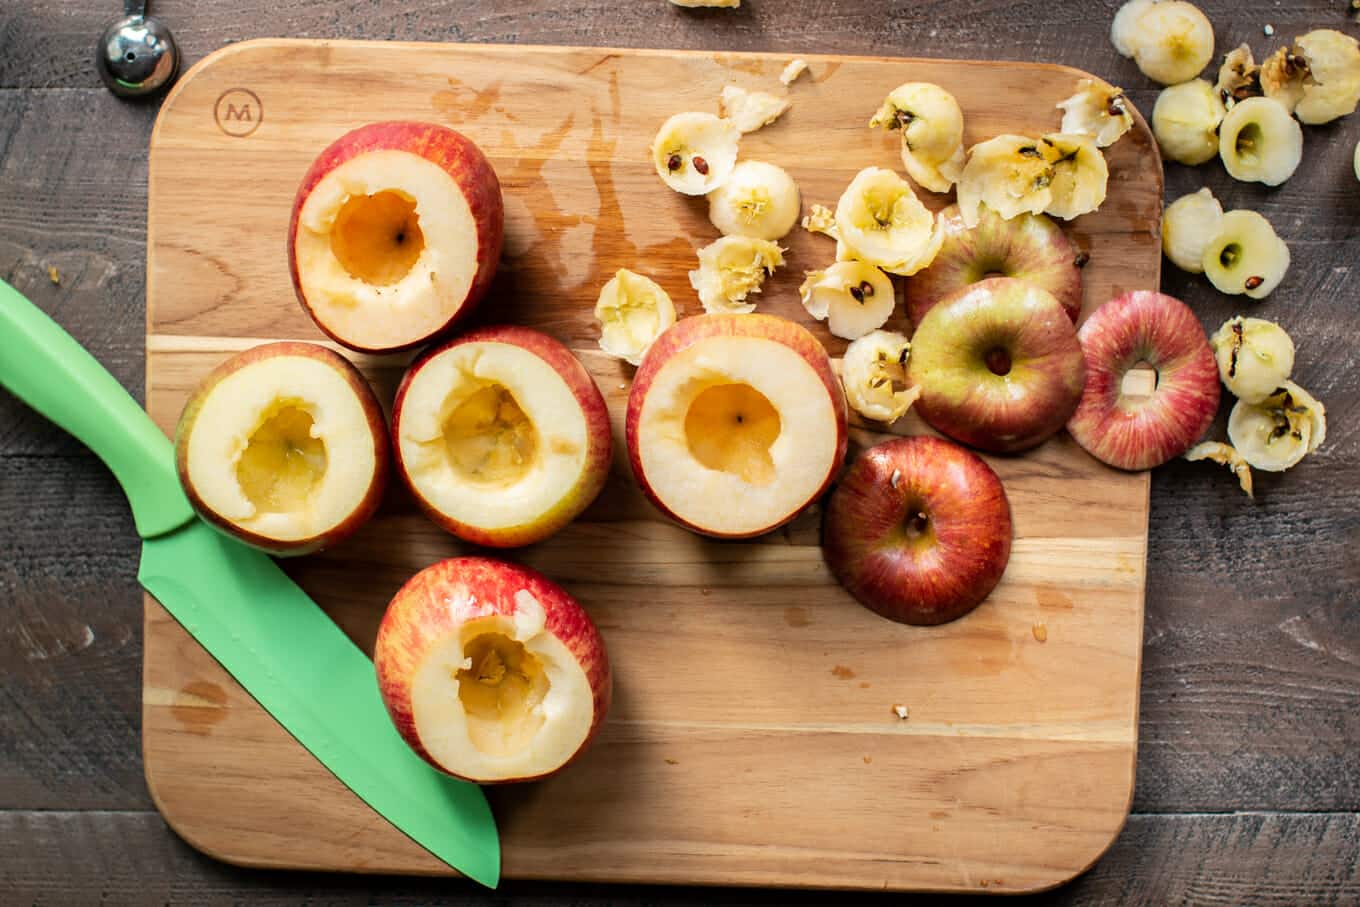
906,204,1084,327
823,436,1013,626
175,341,388,557
289,121,504,353
1067,290,1220,470
374,556,611,784
626,313,848,539
907,277,1086,454
391,325,613,548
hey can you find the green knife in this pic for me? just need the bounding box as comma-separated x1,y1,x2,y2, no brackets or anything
0,279,500,887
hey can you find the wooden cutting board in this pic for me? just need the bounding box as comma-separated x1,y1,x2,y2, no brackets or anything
143,39,1161,893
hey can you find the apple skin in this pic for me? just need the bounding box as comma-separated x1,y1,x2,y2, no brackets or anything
174,341,389,557
1067,290,1221,471
625,313,849,539
288,121,505,353
374,556,611,784
905,204,1083,327
823,436,1012,626
391,325,613,548
907,277,1086,454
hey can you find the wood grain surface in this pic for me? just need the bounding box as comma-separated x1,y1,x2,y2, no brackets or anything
139,39,1160,892
2,2,1358,904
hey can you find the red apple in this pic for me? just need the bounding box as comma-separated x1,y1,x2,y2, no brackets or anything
626,313,848,538
905,203,1084,327
391,325,613,548
907,277,1086,453
1067,290,1220,470
289,121,504,353
175,341,388,556
822,436,1013,625
374,556,611,784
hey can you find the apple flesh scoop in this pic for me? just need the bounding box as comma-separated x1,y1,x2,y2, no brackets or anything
1066,291,1220,471
907,277,1086,454
290,121,504,353
823,436,1012,626
906,203,1083,327
392,325,613,548
375,557,611,783
175,341,388,556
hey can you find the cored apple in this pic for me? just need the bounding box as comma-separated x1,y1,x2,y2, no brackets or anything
289,121,504,353
905,203,1084,327
175,341,388,556
391,325,612,548
375,556,611,784
823,436,1012,626
626,314,847,538
907,277,1086,453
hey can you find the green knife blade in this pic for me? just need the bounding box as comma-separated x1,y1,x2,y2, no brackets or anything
0,279,500,887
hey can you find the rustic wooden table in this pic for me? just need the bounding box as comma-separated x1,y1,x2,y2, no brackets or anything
2,1,1357,904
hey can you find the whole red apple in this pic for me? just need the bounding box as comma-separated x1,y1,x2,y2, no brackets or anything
822,436,1012,626
374,557,611,784
289,121,504,353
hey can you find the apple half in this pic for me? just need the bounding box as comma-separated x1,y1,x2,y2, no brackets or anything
823,435,1013,626
392,325,613,548
289,121,505,353
174,341,388,556
626,314,848,538
375,556,611,783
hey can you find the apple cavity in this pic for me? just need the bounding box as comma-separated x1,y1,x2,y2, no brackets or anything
375,557,611,783
906,203,1084,327
823,436,1013,626
626,314,848,538
907,277,1086,453
1067,291,1220,470
392,325,613,548
175,341,388,556
289,121,504,353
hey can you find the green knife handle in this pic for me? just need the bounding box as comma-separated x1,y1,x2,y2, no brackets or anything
0,279,193,538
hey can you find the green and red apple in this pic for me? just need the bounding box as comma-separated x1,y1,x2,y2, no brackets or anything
375,557,611,783
175,341,388,556
391,325,613,548
907,277,1086,453
625,314,848,538
289,121,504,353
906,204,1084,327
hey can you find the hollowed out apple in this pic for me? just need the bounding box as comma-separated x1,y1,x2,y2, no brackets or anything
392,325,613,547
375,556,611,783
289,121,504,353
174,341,388,556
626,314,848,538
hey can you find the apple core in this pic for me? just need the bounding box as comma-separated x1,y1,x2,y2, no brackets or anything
330,190,426,286
456,625,551,757
441,383,539,487
683,383,780,486
235,402,328,514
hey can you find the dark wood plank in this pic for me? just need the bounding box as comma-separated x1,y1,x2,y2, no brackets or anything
1,0,1348,91
0,90,154,456
3,810,1357,905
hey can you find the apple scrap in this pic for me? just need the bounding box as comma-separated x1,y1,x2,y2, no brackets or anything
840,330,920,423
800,261,896,340
594,269,677,366
708,160,801,240
869,82,967,193
1057,79,1134,148
719,85,791,133
689,235,785,314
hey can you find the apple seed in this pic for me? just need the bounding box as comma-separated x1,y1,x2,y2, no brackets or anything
692,155,710,175
667,153,683,172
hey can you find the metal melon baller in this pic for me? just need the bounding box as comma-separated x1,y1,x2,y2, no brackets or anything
96,0,180,97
